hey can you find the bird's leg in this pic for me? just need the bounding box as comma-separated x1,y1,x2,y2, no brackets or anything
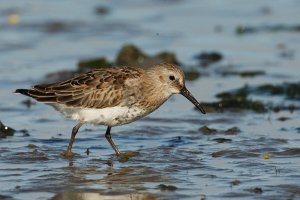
63,122,83,157
105,126,121,156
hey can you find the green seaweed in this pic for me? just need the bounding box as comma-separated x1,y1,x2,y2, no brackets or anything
212,138,232,143
184,69,201,81
194,51,223,67
256,84,285,95
221,70,265,77
199,126,218,135
230,179,241,186
216,85,249,99
199,126,241,135
155,52,180,65
256,82,300,100
78,57,111,71
236,24,300,35
116,44,148,66
116,44,180,67
202,82,300,113
157,184,177,191
207,85,267,113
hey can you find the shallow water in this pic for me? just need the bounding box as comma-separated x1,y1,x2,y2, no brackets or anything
1,0,300,199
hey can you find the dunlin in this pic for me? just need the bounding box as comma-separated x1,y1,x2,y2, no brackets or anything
16,63,206,157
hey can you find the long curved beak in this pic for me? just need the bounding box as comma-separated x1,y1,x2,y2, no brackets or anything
180,87,206,114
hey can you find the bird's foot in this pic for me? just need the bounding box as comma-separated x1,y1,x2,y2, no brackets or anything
62,150,75,158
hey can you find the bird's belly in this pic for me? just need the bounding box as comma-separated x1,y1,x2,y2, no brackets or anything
54,104,146,126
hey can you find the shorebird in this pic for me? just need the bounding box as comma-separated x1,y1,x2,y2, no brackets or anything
16,63,206,157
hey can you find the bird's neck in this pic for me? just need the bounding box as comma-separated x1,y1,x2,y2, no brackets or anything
141,72,172,109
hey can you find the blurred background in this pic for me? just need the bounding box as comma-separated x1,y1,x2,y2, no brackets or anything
0,1,300,200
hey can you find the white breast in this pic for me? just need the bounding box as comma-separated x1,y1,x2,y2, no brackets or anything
51,104,145,126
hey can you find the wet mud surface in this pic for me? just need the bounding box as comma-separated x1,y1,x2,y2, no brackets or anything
1,0,300,199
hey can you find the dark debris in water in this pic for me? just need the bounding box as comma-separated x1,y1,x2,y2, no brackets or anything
245,187,263,194
194,51,223,67
220,70,265,77
194,52,223,66
230,179,241,186
212,138,232,143
277,117,290,121
94,6,110,15
236,24,300,35
44,21,71,33
27,144,37,149
0,121,15,139
156,184,177,191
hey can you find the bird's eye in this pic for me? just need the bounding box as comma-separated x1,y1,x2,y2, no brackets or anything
169,75,175,81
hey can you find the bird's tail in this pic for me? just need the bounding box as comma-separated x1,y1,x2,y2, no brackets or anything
15,87,57,103
15,89,31,97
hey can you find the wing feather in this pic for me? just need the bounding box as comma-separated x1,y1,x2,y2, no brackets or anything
24,67,143,109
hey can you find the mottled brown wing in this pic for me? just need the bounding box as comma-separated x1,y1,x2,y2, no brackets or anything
27,67,142,109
